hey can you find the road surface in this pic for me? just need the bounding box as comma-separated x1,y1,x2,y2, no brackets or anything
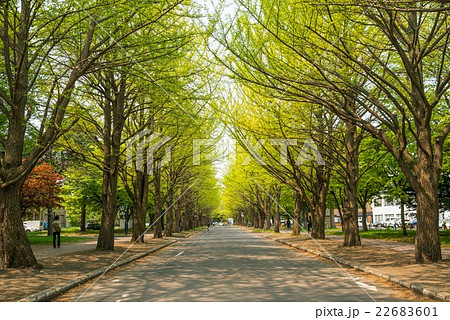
72,226,415,302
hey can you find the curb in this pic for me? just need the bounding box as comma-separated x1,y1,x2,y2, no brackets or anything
267,236,450,302
19,240,177,302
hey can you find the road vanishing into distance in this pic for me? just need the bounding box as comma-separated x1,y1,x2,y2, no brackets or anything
70,227,416,302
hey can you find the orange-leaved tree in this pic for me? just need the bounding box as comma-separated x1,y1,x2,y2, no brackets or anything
21,163,63,215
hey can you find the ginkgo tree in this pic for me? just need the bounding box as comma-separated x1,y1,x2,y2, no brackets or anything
213,0,450,262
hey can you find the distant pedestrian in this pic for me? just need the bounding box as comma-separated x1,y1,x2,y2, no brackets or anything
52,216,62,248
443,218,447,231
206,221,210,231
307,216,312,233
286,219,291,229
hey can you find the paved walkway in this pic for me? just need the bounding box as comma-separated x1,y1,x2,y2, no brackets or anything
327,234,450,259
1,237,173,302
271,229,450,300
280,229,450,259
31,237,137,260
59,227,424,302
32,241,98,260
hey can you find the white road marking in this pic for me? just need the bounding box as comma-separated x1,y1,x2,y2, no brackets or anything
112,279,120,283
355,281,378,292
175,251,184,257
115,299,121,302
122,294,129,298
343,277,360,281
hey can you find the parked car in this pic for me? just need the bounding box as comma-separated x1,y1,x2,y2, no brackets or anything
382,217,399,228
86,223,101,230
372,221,383,228
23,222,39,233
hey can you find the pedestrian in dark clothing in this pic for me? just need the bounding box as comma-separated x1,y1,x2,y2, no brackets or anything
206,221,210,230
307,216,312,233
52,216,62,248
286,219,291,229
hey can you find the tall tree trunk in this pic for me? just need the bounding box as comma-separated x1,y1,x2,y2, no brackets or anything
97,169,118,250
0,0,37,269
274,188,281,232
263,194,272,230
188,209,194,229
311,203,326,239
80,204,86,232
415,179,441,262
263,206,271,230
330,205,336,229
133,201,147,243
172,202,181,233
397,11,441,262
97,75,126,250
153,169,163,238
293,190,301,235
342,121,361,246
164,189,174,237
250,206,256,228
47,207,54,236
301,202,307,229
258,207,264,229
132,170,148,243
181,202,189,231
361,203,368,232
0,183,39,268
400,198,407,236
310,180,328,239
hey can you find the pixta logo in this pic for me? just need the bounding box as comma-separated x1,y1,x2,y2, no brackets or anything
126,130,172,174
193,138,324,166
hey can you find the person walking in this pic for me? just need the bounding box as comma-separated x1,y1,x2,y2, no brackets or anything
206,221,210,231
52,216,62,248
443,218,447,231
307,216,312,233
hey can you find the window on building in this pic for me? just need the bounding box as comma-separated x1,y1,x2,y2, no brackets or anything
373,198,382,207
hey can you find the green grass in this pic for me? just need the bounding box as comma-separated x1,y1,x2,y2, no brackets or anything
33,227,129,236
171,226,206,238
27,234,94,245
326,228,450,247
250,228,276,233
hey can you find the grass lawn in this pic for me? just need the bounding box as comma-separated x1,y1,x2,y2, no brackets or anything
27,234,94,245
326,228,450,247
33,227,130,237
250,228,276,233
30,225,208,240
171,226,206,238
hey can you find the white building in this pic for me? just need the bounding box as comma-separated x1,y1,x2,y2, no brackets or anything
371,198,414,223
372,197,450,223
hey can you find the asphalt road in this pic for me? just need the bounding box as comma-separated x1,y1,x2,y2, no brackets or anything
73,226,412,302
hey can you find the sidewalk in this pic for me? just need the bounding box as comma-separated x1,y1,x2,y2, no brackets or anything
31,241,97,260
0,237,175,302
279,229,450,259
31,237,138,260
259,229,450,301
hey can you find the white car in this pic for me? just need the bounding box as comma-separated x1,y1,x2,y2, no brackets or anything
382,217,399,227
23,223,39,233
